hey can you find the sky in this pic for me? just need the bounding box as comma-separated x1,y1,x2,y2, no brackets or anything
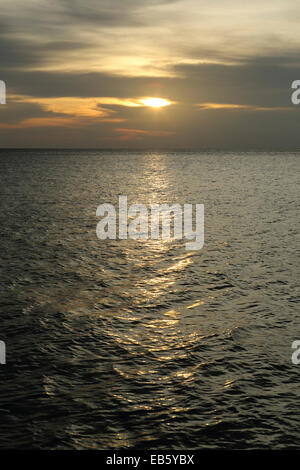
0,0,300,149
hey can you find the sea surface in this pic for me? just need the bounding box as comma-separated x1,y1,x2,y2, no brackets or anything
0,149,299,450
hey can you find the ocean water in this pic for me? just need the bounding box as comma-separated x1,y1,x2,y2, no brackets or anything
0,149,299,450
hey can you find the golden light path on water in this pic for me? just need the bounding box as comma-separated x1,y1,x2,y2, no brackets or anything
97,152,237,448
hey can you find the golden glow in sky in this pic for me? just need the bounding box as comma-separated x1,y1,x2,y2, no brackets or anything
140,98,171,108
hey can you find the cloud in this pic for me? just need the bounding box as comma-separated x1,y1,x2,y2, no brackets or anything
1,0,299,77
0,0,183,76
114,127,175,141
11,95,113,117
7,94,174,119
196,103,294,112
0,117,84,129
57,0,181,27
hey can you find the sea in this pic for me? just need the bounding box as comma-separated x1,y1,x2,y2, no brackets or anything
0,149,299,449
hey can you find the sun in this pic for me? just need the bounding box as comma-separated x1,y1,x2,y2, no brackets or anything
140,97,171,108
